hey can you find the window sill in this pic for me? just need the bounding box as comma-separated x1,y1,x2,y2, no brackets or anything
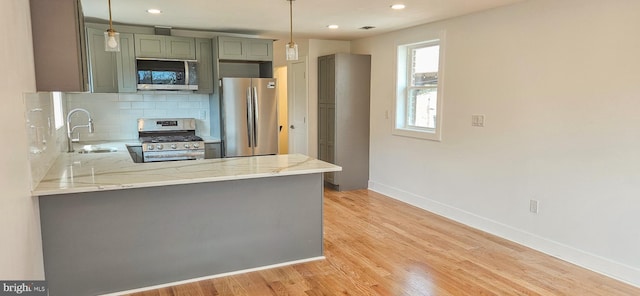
392,127,441,141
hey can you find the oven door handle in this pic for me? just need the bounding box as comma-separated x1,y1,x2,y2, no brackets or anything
246,87,254,148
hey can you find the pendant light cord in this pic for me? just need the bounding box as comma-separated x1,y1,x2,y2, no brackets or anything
289,0,293,46
108,0,113,32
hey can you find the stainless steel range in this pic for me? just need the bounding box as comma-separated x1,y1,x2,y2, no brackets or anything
138,118,205,162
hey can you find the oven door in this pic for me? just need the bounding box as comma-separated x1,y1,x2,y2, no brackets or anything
143,150,204,162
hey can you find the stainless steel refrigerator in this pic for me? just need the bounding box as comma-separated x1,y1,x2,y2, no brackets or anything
221,77,278,157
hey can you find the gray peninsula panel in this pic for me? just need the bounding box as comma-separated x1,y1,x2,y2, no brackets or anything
39,173,323,296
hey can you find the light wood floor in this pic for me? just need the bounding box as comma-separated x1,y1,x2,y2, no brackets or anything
126,189,640,296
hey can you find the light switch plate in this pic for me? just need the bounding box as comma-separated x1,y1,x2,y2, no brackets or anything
472,114,485,127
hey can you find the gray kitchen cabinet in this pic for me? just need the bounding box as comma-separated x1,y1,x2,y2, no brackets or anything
217,36,273,61
166,36,196,59
135,34,196,59
86,27,117,93
205,142,222,159
135,35,164,58
30,0,88,92
195,38,214,94
86,28,136,93
317,53,371,191
116,33,137,93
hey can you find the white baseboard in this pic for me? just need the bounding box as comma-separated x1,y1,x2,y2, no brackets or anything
368,180,640,288
100,256,326,296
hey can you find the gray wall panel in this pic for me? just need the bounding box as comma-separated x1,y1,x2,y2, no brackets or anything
39,174,323,296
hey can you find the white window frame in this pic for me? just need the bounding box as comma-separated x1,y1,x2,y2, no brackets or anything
394,34,445,141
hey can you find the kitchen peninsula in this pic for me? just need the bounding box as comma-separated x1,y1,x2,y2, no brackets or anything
34,145,341,296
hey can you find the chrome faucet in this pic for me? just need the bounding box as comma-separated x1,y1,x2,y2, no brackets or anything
66,108,94,152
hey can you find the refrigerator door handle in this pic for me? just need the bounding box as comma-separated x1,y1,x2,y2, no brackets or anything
252,87,259,147
246,87,254,148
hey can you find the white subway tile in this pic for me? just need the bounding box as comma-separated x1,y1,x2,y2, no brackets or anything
143,94,166,101
155,101,179,109
117,102,132,109
131,102,156,109
119,94,144,102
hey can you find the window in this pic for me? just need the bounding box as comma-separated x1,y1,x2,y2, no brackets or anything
395,38,444,141
52,92,64,129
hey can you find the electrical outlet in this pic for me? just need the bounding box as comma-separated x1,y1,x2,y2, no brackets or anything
529,199,539,214
472,114,485,127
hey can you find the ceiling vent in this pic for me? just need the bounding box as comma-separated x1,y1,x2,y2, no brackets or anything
154,26,172,36
359,26,376,30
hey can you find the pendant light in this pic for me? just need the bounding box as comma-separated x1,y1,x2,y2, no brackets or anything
104,0,120,52
285,0,298,61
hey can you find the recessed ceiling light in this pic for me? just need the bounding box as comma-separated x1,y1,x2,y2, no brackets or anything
391,4,406,10
146,9,162,14
327,25,339,29
359,26,376,30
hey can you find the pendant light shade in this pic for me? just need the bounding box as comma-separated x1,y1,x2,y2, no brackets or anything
285,0,298,61
104,0,120,52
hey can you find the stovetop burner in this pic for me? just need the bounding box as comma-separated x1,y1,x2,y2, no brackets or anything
140,135,203,143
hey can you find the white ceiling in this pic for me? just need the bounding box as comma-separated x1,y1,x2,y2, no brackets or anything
81,0,525,40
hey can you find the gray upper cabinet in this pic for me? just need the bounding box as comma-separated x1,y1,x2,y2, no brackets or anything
86,27,117,93
195,38,214,94
317,53,371,191
135,35,164,58
30,0,88,92
134,34,196,59
166,37,196,59
246,39,273,61
115,33,137,93
86,28,136,93
217,36,273,61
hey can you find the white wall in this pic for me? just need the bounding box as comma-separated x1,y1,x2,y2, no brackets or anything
353,0,640,286
0,0,45,279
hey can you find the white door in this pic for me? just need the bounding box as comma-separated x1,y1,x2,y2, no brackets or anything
288,57,308,155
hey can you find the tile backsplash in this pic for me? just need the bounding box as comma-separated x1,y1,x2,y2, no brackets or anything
66,92,211,141
24,92,66,189
25,91,214,189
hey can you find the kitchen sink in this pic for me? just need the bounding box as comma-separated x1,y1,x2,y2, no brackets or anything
77,145,118,154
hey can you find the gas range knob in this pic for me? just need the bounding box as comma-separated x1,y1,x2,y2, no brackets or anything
184,143,191,149
192,143,200,148
147,144,154,150
170,144,177,149
156,144,164,150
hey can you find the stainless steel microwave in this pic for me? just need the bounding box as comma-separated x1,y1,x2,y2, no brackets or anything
136,59,198,91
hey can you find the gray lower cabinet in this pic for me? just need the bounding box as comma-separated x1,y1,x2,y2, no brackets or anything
317,53,371,191
205,142,222,159
135,34,196,59
86,28,135,93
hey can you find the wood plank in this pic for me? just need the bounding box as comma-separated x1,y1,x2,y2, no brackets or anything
125,189,640,296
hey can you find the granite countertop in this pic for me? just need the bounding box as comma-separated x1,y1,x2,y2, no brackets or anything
33,141,341,197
